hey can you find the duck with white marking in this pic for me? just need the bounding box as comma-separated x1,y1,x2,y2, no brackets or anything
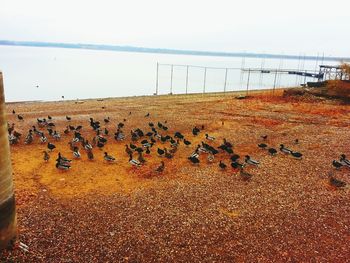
339,154,350,167
104,152,116,163
245,155,259,166
280,144,292,154
129,154,141,167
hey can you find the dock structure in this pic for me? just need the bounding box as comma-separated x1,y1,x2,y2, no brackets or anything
318,65,349,81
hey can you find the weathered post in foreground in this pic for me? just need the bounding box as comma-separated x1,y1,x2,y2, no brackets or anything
0,72,17,250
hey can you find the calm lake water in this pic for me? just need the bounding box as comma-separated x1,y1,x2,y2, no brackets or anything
0,46,338,102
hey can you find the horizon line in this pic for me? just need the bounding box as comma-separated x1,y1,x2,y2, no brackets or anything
0,40,349,62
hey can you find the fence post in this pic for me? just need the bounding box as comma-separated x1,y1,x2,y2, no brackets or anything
246,69,251,96
185,65,189,94
170,64,173,94
224,68,228,94
203,67,207,94
273,70,278,95
155,62,159,95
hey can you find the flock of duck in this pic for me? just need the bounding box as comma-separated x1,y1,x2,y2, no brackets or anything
7,109,349,187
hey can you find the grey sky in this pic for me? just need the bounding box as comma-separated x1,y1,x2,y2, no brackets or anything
0,0,349,56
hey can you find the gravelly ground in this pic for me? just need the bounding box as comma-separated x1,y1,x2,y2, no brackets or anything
1,91,350,262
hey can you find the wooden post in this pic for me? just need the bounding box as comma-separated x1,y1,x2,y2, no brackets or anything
0,72,17,250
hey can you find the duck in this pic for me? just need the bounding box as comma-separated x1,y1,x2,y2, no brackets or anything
223,139,233,148
56,162,71,170
230,154,240,162
114,130,125,141
56,152,72,165
174,132,184,140
73,147,81,158
164,148,173,159
231,161,244,169
25,130,33,144
134,147,144,154
145,147,151,155
87,150,94,160
17,114,24,121
280,144,292,154
258,143,267,149
157,148,165,156
130,143,137,150
84,140,93,151
125,145,133,156
40,135,48,143
184,139,191,146
138,152,146,164
141,139,151,148
219,161,227,170
329,175,346,188
43,151,50,162
66,116,71,121
47,142,56,151
53,131,61,141
104,152,116,162
290,151,302,159
268,148,277,156
129,154,141,167
332,160,343,170
104,117,110,123
205,134,215,141
97,141,105,150
192,127,200,136
245,155,259,166
155,161,165,173
188,156,200,164
145,113,150,117
339,154,350,167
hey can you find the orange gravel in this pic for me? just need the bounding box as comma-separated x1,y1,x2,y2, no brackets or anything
1,90,350,262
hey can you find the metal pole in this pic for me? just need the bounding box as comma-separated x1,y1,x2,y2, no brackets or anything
303,70,307,85
203,67,207,94
273,70,278,95
246,69,251,96
185,65,189,94
170,64,173,94
224,68,228,93
155,62,159,95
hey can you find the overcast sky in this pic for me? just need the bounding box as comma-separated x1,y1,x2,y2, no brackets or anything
0,0,349,57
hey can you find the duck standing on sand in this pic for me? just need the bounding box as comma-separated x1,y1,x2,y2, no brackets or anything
43,151,50,162
280,144,292,154
104,152,116,163
245,155,259,166
219,161,227,170
129,154,141,168
155,161,165,173
290,151,302,159
339,154,350,167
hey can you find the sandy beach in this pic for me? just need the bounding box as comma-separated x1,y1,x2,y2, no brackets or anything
1,90,350,262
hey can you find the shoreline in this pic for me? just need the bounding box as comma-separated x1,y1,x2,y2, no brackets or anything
5,87,286,105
